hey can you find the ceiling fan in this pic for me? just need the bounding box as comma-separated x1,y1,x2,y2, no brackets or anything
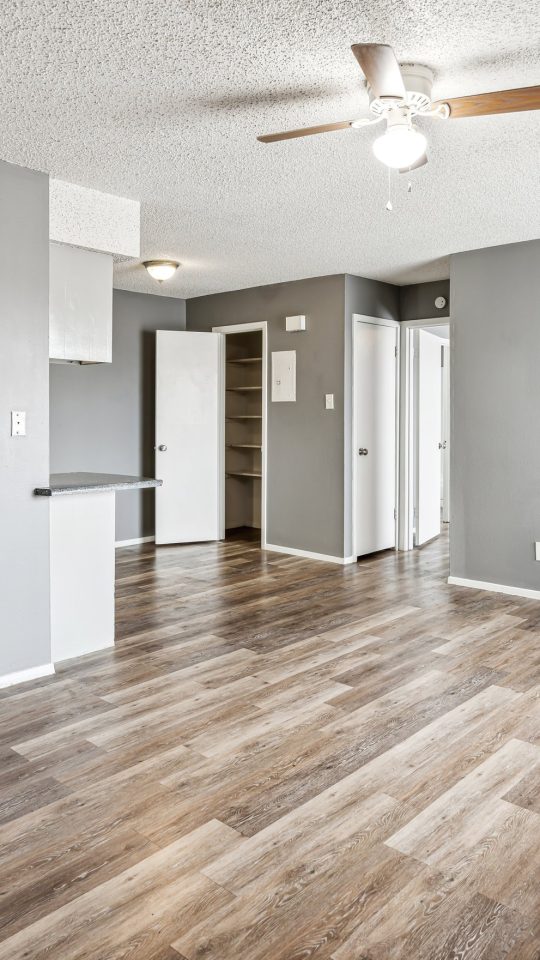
257,43,540,172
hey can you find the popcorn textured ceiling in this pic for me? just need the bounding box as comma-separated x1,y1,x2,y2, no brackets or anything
0,1,538,298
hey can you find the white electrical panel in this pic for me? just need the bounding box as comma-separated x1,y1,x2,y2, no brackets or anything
285,315,306,332
272,350,296,402
11,411,26,436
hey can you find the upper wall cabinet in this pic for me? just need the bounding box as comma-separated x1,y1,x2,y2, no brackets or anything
49,243,113,363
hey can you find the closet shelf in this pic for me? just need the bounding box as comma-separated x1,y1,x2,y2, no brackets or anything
226,386,262,392
227,443,262,449
226,471,262,479
227,357,262,364
226,415,262,420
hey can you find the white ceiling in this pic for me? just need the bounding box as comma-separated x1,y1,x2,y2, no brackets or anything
1,1,539,298
422,324,450,340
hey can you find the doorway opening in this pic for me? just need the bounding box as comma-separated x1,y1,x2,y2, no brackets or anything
399,319,450,550
213,322,268,548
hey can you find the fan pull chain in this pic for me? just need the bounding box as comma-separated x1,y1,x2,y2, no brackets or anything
386,168,393,212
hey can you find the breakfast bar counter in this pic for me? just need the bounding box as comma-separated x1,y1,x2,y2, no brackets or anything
35,473,162,663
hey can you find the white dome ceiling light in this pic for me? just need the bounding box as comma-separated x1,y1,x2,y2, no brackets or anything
143,260,180,282
372,109,427,170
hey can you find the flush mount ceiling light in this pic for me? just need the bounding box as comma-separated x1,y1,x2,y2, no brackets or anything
372,110,427,169
143,260,180,282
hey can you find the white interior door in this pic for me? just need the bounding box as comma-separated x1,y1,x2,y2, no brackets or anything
415,330,442,545
354,321,397,557
441,342,450,523
155,330,223,545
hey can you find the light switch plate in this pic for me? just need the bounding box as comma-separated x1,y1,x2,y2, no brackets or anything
11,411,26,436
325,394,334,410
535,542,540,562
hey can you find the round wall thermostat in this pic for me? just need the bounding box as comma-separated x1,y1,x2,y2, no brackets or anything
435,296,447,310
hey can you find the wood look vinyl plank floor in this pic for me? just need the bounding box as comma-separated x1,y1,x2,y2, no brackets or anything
1,528,540,958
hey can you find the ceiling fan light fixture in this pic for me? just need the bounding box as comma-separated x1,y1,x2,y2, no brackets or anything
143,260,180,282
372,123,427,169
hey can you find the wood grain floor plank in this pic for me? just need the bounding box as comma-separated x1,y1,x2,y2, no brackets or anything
1,528,539,958
385,738,540,864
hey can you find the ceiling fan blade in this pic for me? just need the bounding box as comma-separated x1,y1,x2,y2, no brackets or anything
351,43,406,101
398,152,428,174
257,119,354,143
433,85,540,119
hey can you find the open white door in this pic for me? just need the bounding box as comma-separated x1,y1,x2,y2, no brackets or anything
415,330,442,545
155,330,223,545
354,321,397,557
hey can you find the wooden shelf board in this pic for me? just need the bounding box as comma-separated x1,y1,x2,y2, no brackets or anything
226,415,262,420
226,386,262,392
226,471,262,479
227,357,262,364
227,443,262,449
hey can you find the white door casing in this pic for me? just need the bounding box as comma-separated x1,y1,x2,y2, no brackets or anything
441,342,450,523
354,320,398,557
415,329,442,545
155,330,224,545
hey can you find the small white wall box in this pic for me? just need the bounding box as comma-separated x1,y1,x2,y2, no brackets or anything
272,350,296,402
285,315,306,332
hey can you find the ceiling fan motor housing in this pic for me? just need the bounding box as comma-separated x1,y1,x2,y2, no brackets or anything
368,64,434,115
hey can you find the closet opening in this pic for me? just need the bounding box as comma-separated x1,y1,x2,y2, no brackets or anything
219,326,266,546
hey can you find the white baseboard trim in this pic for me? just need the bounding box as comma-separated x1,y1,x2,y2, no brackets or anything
448,575,540,601
115,535,155,548
0,662,55,690
265,543,356,565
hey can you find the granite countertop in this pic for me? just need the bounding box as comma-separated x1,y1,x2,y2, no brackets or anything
34,473,163,496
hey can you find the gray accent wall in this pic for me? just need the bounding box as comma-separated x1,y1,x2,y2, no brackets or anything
188,275,345,557
187,273,399,558
50,290,185,542
400,279,450,322
0,161,51,676
450,240,540,590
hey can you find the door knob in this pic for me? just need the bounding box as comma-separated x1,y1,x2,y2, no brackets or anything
157,444,167,452
358,448,368,455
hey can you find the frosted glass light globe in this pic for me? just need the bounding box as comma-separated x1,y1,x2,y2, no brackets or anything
143,260,179,282
373,125,427,169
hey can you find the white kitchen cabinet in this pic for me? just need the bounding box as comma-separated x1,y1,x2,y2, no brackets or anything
49,242,113,363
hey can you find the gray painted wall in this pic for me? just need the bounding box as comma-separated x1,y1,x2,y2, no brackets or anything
400,279,450,321
187,273,399,558
450,240,540,590
0,161,51,676
50,289,185,542
188,275,345,556
343,274,401,556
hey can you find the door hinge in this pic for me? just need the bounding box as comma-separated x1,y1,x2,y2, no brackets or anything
394,508,397,520
394,346,398,357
